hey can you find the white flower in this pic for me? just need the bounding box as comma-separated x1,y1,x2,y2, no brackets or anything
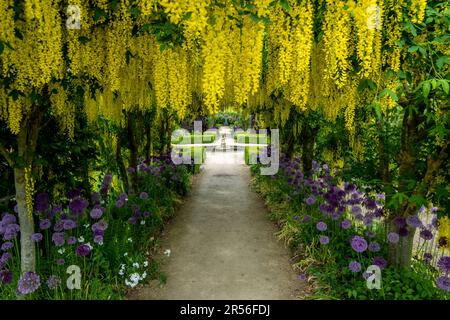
133,262,140,269
78,236,85,242
164,249,171,257
58,248,65,255
124,252,128,257
143,261,148,267
85,242,93,250
84,224,90,229
125,279,137,288
140,272,147,280
140,220,145,225
118,270,124,276
127,238,133,243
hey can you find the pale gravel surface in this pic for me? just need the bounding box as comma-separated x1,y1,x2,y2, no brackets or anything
128,150,305,300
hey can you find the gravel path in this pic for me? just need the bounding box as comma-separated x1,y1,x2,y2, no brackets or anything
129,150,304,300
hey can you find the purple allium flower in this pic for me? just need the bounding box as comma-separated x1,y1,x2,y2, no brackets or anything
68,196,88,215
115,199,125,209
17,272,40,295
316,221,327,232
1,213,17,225
1,241,13,251
53,220,64,232
351,206,362,215
437,256,450,274
63,219,77,230
100,172,113,195
393,217,406,228
351,236,368,253
91,220,108,232
35,192,49,212
90,208,103,220
363,216,373,226
373,256,387,269
341,219,352,230
39,219,51,230
46,275,60,290
305,195,316,206
423,253,432,263
52,232,65,247
143,211,151,218
366,231,375,238
67,236,77,245
398,227,409,237
76,244,91,257
368,242,381,252
1,252,12,263
420,229,433,241
0,270,12,284
348,261,361,273
94,235,103,245
56,258,65,265
387,232,400,244
418,205,426,215
302,215,311,223
31,233,43,242
436,276,450,292
431,216,438,229
406,215,422,228
139,192,149,200
319,235,329,245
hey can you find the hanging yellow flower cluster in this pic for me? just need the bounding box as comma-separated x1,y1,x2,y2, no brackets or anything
138,0,156,16
107,1,132,92
201,11,228,113
232,16,265,106
49,83,75,139
152,44,191,117
286,0,314,110
353,0,383,79
322,0,352,88
410,0,427,24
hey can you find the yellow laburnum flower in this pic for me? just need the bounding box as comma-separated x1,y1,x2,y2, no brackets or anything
410,0,427,24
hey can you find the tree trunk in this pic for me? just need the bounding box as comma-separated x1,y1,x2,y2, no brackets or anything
14,107,42,275
145,123,152,160
387,108,422,268
116,133,129,192
301,125,318,174
127,112,138,194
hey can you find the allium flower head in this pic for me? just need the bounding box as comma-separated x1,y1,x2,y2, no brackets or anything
63,219,76,230
319,235,329,245
139,192,149,200
316,221,327,232
437,256,450,274
46,275,60,290
341,219,352,230
351,236,368,253
0,270,12,284
423,253,432,263
406,215,422,228
17,272,40,295
436,276,450,292
373,256,387,269
368,242,381,252
52,232,65,247
39,219,51,230
348,261,361,273
305,195,316,206
67,236,77,245
387,232,400,244
1,241,13,251
31,233,43,242
302,215,311,223
420,229,433,241
90,208,103,220
76,244,91,257
68,196,88,215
